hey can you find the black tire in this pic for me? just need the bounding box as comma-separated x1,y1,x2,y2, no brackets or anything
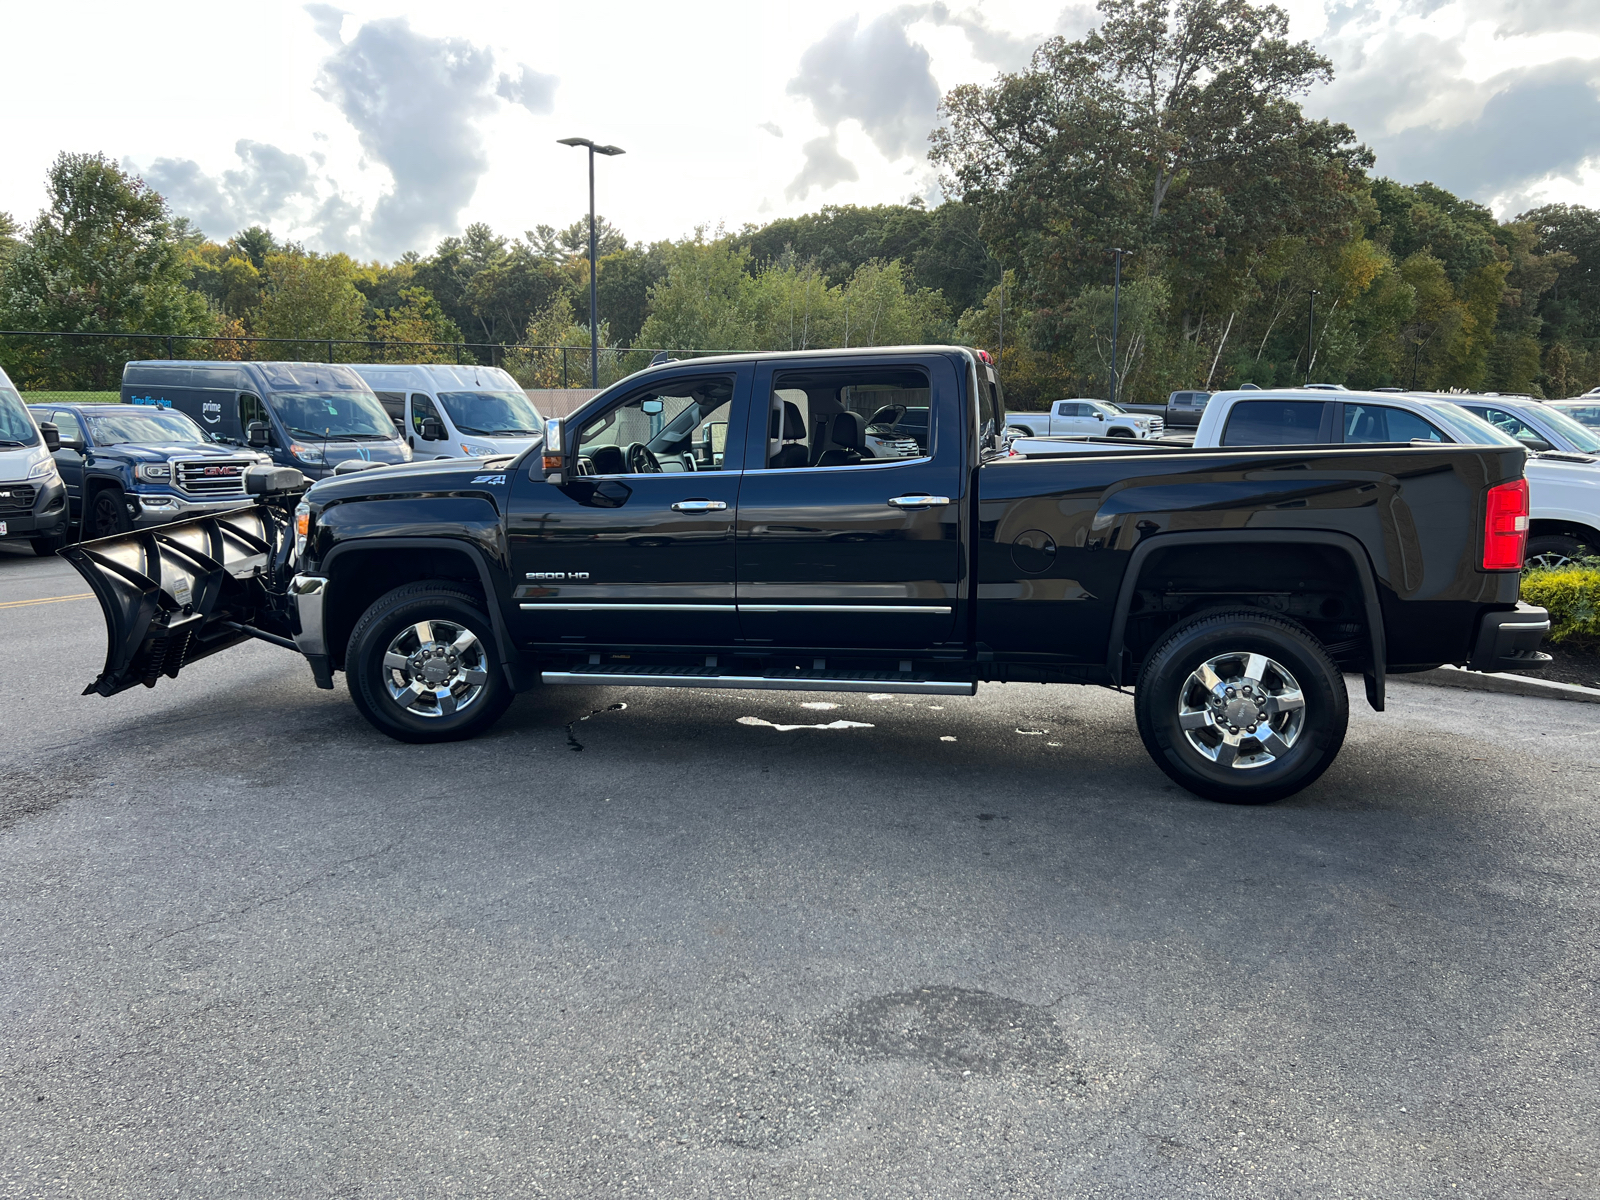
1134,609,1348,805
30,530,68,556
1524,533,1586,570
87,487,130,539
1107,427,1136,438
346,583,513,743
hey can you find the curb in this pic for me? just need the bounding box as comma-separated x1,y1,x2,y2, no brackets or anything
1405,664,1600,704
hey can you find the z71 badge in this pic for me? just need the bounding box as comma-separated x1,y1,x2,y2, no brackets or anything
470,474,507,485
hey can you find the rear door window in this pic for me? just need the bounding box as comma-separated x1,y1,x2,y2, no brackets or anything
1220,400,1329,446
1343,404,1444,443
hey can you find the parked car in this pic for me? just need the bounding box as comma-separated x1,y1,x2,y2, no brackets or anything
1546,398,1600,431
1164,390,1212,427
66,347,1546,806
346,363,544,461
0,366,70,556
1192,388,1600,567
120,361,412,479
862,403,927,458
26,402,270,539
1004,399,1165,440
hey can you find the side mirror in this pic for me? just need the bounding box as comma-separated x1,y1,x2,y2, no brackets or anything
1094,412,1105,420
247,421,271,448
1518,435,1552,452
38,421,60,453
542,418,565,482
421,416,446,441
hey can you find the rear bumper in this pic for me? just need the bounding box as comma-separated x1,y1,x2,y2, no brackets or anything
1468,602,1551,672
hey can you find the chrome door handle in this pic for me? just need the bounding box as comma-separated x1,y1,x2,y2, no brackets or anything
671,499,728,512
888,495,951,509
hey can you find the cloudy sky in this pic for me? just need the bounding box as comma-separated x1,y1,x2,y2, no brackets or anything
3,0,1597,260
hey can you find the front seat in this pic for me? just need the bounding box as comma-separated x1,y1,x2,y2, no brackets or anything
816,410,865,467
769,401,809,468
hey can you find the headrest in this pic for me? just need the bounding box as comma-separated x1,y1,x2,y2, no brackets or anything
829,410,864,450
780,400,805,441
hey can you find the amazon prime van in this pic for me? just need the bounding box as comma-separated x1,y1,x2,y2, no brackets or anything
120,361,412,479
346,364,544,460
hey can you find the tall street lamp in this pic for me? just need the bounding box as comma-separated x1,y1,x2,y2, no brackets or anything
1108,248,1128,406
557,137,625,387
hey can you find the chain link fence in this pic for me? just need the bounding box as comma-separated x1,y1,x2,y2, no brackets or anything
0,331,736,406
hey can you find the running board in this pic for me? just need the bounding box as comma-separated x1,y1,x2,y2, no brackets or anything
541,667,976,696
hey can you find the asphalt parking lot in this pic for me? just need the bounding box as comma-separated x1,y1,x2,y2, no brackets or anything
2,542,1596,1199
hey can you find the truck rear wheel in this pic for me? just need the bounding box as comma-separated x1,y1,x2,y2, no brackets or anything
346,583,513,743
1134,609,1347,804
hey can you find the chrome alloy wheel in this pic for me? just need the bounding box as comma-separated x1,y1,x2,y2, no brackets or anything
381,619,491,718
1177,652,1306,769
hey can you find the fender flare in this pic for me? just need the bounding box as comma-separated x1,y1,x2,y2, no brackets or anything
1105,529,1387,711
320,536,534,691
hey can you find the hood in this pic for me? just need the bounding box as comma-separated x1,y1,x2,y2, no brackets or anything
456,433,542,456
0,444,53,483
315,439,412,467
101,442,259,462
305,453,517,504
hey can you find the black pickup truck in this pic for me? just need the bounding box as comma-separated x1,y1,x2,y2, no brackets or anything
63,345,1549,804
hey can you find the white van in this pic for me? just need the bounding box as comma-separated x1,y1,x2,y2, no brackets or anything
347,364,545,460
0,365,71,554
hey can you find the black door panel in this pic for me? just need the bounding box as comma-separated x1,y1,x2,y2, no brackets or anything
734,355,966,650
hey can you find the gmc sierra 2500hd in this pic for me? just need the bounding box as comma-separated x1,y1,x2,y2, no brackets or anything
63,346,1549,804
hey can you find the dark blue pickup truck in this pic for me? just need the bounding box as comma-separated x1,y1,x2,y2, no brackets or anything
60,346,1551,805
27,403,267,539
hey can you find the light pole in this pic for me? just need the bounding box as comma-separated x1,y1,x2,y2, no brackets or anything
1306,289,1320,385
1108,248,1128,406
557,137,625,387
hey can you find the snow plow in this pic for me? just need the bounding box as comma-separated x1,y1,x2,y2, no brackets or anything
60,466,309,696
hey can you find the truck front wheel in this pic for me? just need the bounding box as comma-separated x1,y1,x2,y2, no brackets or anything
1134,609,1347,804
346,583,513,743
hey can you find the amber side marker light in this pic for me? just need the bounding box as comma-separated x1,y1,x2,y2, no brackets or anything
1483,478,1530,569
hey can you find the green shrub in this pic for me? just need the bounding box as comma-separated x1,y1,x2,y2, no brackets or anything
1521,565,1600,643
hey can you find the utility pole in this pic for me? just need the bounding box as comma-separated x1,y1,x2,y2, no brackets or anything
1109,248,1127,405
557,137,625,387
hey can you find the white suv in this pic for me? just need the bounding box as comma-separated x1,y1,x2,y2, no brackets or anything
1194,388,1600,567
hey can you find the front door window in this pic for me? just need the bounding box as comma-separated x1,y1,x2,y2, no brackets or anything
574,377,737,475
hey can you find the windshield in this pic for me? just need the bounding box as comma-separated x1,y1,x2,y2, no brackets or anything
435,390,544,437
268,390,398,440
1427,402,1524,447
0,387,39,447
86,409,209,446
1097,401,1127,414
1553,403,1600,430
1530,405,1600,453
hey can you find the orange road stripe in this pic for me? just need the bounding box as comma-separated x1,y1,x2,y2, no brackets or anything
0,591,93,610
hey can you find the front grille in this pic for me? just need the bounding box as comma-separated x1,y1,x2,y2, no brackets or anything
172,458,251,498
1148,417,1165,436
0,483,37,512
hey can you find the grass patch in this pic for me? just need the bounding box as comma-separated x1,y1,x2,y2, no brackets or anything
21,391,122,405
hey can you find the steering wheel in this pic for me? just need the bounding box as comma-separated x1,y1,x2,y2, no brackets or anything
625,442,663,473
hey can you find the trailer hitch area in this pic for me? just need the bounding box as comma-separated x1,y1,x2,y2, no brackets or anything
60,502,299,697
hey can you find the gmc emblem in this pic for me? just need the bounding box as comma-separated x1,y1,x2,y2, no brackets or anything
203,465,241,477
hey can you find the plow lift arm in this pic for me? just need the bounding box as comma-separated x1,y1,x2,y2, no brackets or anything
61,466,311,697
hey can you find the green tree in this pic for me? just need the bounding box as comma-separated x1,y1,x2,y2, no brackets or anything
254,251,367,353
370,286,464,361
0,152,212,387
637,237,760,352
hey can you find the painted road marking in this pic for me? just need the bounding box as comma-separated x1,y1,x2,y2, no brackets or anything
0,592,93,610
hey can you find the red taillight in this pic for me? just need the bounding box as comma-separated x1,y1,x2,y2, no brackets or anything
1483,478,1530,570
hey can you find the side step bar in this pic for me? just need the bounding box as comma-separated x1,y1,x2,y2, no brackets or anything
542,667,976,696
